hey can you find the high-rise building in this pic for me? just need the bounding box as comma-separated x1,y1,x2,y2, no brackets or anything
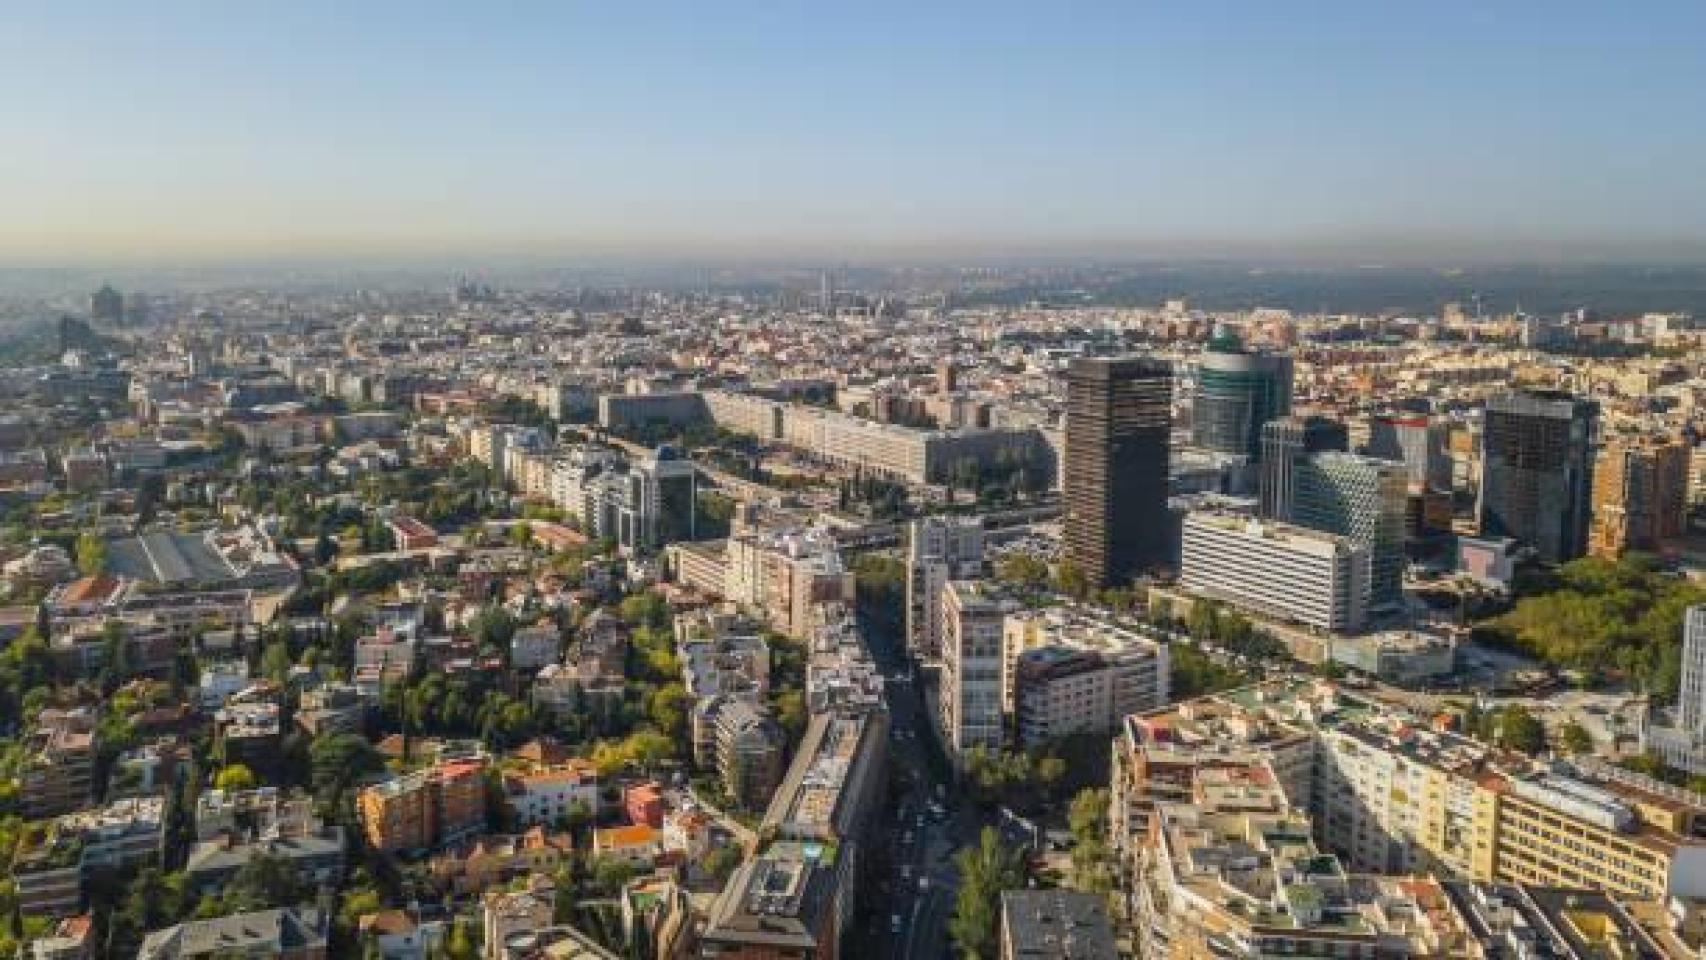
1587,436,1689,560
89,284,124,324
1644,606,1706,773
1259,415,1349,521
1291,452,1409,611
1365,413,1452,492
904,517,985,661
938,580,1014,767
1477,391,1598,563
1063,356,1172,587
1190,329,1293,460
1677,607,1706,736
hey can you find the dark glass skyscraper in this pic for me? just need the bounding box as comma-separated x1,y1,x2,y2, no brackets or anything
1478,391,1598,563
1064,356,1172,588
1259,415,1349,521
1191,329,1294,460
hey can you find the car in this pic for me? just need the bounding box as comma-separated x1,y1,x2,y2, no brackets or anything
900,865,912,880
903,831,914,844
891,914,903,934
918,876,930,890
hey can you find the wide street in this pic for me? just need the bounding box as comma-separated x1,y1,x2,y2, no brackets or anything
853,609,999,960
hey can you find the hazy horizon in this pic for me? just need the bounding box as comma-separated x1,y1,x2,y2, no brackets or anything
5,3,1706,265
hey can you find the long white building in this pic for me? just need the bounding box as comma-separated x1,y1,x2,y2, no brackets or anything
1180,510,1368,633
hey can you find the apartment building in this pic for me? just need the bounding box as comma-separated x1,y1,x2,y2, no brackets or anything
1588,435,1690,560
137,907,328,960
702,707,889,960
724,526,854,639
504,761,599,829
713,699,785,812
358,757,489,855
1001,608,1168,748
20,708,97,818
939,580,1014,767
1113,678,1706,952
905,516,985,661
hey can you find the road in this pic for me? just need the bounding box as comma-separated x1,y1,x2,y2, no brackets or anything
852,611,998,960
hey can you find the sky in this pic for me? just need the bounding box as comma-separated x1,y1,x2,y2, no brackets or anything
3,1,1706,265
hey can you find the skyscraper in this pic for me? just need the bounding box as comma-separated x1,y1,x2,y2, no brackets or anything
1064,356,1173,587
1365,414,1451,492
1191,329,1293,460
89,284,124,324
1478,391,1598,563
1587,436,1689,560
1259,415,1349,521
1292,452,1409,612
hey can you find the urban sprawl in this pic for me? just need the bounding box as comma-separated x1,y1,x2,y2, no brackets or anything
0,277,1704,959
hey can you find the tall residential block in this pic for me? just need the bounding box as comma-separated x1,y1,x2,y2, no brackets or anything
904,516,985,661
1477,391,1598,563
1191,329,1293,460
1259,415,1349,521
1682,607,1706,735
1587,436,1689,560
1063,356,1172,587
938,580,1015,767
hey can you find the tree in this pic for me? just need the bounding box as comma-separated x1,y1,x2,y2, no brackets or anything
1495,705,1547,755
702,844,744,883
1067,788,1114,893
214,764,258,792
310,732,384,815
995,553,1049,591
1559,722,1593,755
647,684,691,740
619,592,669,630
949,827,1028,960
1054,560,1089,601
75,531,107,577
444,919,477,960
261,641,294,684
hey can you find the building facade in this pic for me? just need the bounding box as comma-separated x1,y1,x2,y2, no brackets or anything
1290,452,1409,612
904,516,985,662
1063,356,1173,588
1478,391,1598,563
1179,511,1369,633
1190,330,1293,460
1588,436,1689,560
1258,415,1348,521
939,580,1014,767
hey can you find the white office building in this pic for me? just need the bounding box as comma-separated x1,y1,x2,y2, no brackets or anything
1180,510,1369,633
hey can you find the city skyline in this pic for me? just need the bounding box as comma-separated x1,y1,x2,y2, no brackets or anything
5,2,1706,264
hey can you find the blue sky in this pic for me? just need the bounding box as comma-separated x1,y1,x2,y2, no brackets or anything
3,1,1705,263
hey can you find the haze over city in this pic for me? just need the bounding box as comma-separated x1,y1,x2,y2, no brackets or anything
5,2,1706,265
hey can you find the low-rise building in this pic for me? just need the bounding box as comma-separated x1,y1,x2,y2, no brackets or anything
998,890,1117,960
137,907,327,960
